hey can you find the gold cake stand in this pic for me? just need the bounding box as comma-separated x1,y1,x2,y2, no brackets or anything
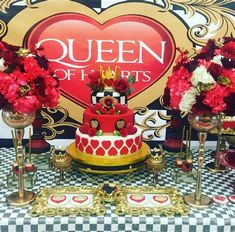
67,142,150,174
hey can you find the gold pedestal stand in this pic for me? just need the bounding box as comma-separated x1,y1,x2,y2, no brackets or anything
185,112,218,209
6,129,36,207
184,193,212,209
206,113,227,173
2,108,36,207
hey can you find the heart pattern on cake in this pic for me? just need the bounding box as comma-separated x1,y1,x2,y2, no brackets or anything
114,140,124,149
91,140,99,149
102,141,111,149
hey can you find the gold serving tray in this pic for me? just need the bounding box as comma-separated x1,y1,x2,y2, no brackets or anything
30,186,106,217
115,186,189,216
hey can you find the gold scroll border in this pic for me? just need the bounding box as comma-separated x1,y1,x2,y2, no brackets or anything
3,0,192,122
30,186,106,217
115,186,189,216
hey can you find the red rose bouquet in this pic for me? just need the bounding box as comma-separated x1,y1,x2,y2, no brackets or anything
0,40,60,113
163,37,235,115
87,66,135,96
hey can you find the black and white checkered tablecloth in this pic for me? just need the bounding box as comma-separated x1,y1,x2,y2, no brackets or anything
0,147,234,232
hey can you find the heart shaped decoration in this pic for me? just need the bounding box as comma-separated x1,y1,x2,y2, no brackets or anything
129,194,146,204
152,195,170,205
212,195,228,204
72,195,89,204
50,194,67,204
228,195,235,204
26,13,175,108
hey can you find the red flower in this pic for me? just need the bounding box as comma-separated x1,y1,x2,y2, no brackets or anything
126,123,137,134
79,123,90,134
203,84,229,113
163,37,235,115
87,71,104,91
90,103,102,114
88,127,97,136
0,40,60,113
119,128,128,137
113,78,130,94
115,103,128,114
219,41,235,60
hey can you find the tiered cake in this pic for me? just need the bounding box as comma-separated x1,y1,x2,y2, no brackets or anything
68,66,149,173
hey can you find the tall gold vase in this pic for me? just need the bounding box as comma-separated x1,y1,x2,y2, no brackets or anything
184,112,218,209
2,107,36,207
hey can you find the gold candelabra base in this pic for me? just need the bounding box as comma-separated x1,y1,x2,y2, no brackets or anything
205,162,227,173
6,190,36,207
184,193,212,209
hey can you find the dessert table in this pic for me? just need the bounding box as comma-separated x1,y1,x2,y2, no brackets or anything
0,147,234,232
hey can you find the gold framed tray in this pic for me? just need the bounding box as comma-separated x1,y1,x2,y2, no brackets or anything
115,186,189,216
30,186,106,217
67,142,150,174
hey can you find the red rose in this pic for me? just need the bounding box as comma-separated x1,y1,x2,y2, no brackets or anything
113,78,130,94
90,103,102,114
79,123,90,134
126,123,137,134
87,71,103,89
88,127,97,137
209,63,222,79
119,128,128,137
115,103,128,114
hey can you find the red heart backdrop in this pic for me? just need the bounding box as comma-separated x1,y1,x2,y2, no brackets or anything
25,13,175,107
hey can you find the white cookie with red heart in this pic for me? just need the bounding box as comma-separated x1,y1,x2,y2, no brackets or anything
127,194,147,206
212,195,228,204
228,195,235,204
48,194,68,206
70,194,90,207
151,194,171,206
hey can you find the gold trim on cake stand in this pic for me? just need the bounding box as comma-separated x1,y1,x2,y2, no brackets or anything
67,142,150,174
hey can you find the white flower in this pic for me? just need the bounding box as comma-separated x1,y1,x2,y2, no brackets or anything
0,58,7,71
191,65,216,87
179,87,199,113
211,55,223,66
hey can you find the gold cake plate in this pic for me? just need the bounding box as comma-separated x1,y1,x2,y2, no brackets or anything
67,142,150,174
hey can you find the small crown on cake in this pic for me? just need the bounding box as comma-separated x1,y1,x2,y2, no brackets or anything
100,65,119,80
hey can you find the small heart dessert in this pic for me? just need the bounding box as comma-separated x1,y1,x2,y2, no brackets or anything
212,195,228,204
128,194,147,206
49,194,68,206
71,195,89,207
228,195,235,204
151,194,170,206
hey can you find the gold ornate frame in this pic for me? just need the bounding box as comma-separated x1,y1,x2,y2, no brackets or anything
30,186,106,217
115,186,189,216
